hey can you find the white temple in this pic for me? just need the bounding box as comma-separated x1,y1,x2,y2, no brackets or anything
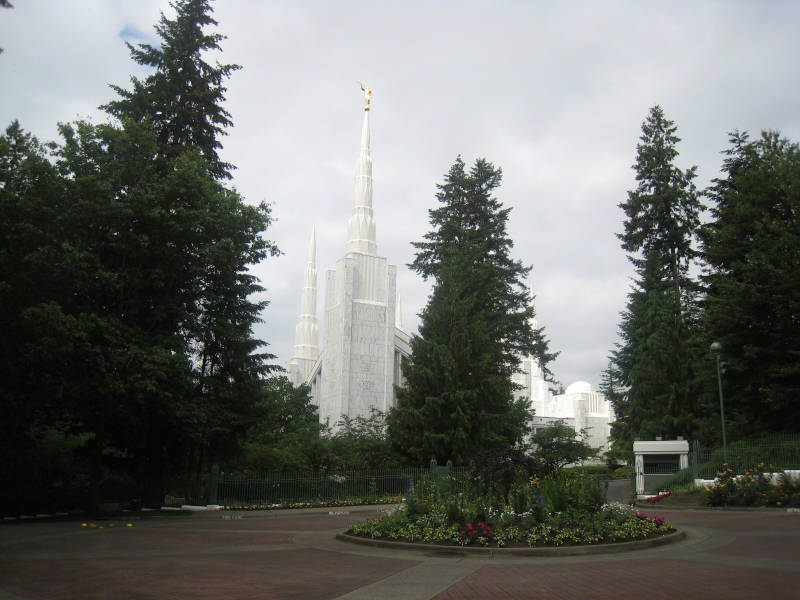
287,86,411,428
288,88,614,450
513,347,615,454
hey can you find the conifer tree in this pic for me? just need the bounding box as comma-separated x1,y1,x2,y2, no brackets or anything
0,2,276,511
700,131,800,435
100,0,276,502
387,157,556,464
103,0,240,180
608,106,702,455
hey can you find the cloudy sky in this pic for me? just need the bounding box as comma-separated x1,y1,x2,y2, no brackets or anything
2,1,799,388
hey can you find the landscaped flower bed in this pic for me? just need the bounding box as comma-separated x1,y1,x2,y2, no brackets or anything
222,496,404,511
645,490,672,503
705,463,800,507
347,472,674,548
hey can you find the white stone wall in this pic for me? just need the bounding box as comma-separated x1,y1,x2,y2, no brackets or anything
317,251,399,428
320,259,353,427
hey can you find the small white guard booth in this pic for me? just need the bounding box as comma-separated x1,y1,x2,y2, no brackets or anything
633,439,689,498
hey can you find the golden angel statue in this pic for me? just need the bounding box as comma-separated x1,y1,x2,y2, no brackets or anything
358,81,372,111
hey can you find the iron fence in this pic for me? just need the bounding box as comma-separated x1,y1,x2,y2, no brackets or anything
643,461,681,475
691,433,800,479
214,467,472,506
634,434,800,490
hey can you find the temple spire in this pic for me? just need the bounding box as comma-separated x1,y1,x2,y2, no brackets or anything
346,85,377,255
290,227,319,371
395,293,404,330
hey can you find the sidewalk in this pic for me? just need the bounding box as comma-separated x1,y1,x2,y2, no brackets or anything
1,506,798,599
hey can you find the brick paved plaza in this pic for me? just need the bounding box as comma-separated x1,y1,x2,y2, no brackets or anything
1,507,798,599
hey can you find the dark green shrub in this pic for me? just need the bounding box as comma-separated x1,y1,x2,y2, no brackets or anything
445,500,461,524
531,497,549,522
510,485,528,515
541,475,569,513
540,472,603,514
405,493,425,520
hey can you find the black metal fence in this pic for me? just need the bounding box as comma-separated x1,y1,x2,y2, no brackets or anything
691,434,800,479
653,433,800,490
216,468,469,506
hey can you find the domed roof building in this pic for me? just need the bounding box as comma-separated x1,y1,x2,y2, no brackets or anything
513,355,615,455
565,381,593,396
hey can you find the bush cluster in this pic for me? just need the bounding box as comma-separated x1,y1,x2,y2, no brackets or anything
347,472,672,548
705,464,800,507
222,496,403,511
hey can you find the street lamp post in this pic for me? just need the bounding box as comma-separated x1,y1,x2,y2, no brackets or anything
710,342,727,463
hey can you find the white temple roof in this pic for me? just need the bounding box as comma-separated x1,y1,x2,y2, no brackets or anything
565,381,593,395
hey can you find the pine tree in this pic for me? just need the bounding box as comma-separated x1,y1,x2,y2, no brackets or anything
608,106,702,455
700,131,800,435
99,0,275,503
102,0,240,180
0,3,276,511
387,157,556,464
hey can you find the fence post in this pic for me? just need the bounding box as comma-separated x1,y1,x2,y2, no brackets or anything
691,441,698,480
629,467,637,504
209,464,220,505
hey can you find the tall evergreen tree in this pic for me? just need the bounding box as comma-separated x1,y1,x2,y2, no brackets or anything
102,0,240,180
0,2,276,512
387,157,556,464
0,121,80,513
102,0,277,501
700,131,800,435
608,106,702,455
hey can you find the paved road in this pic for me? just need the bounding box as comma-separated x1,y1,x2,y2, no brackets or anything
1,506,798,599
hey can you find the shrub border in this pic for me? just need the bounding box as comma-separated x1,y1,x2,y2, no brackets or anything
221,497,402,511
335,529,685,556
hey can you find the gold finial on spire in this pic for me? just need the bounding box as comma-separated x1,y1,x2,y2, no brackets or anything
358,81,372,111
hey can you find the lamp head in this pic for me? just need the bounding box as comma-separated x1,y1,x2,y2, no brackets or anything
710,342,722,354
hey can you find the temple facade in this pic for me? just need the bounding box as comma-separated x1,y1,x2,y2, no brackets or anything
286,91,411,428
513,349,615,454
288,90,614,450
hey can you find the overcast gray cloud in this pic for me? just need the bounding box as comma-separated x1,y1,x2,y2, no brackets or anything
2,1,799,387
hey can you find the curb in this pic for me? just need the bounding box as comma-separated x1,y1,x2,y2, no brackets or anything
335,529,686,557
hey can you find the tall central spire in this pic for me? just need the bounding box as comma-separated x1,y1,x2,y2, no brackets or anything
346,87,377,256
